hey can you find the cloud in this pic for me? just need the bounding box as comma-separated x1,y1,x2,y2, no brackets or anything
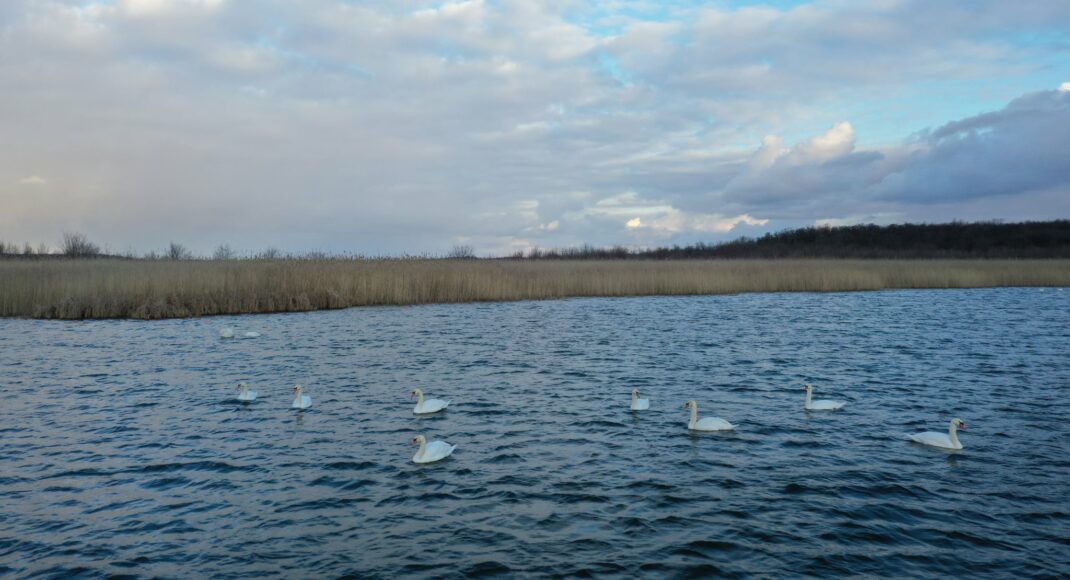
0,2,1067,254
18,176,46,185
876,88,1070,203
718,85,1070,222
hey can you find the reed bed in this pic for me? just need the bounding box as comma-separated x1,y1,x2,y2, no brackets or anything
1,259,1067,320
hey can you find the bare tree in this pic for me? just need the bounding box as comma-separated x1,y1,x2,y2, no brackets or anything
22,243,34,255
36,243,51,255
61,232,100,257
447,244,476,259
167,242,193,260
212,244,235,260
258,247,280,260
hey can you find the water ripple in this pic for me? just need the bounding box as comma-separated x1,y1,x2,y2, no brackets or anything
1,288,1069,577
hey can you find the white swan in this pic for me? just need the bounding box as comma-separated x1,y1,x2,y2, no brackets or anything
411,388,450,414
292,385,312,410
411,434,456,464
909,418,967,450
240,331,261,339
236,382,257,402
630,388,650,411
684,400,734,431
219,326,235,339
804,384,845,411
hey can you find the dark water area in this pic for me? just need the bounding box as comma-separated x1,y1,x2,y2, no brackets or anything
1,288,1069,578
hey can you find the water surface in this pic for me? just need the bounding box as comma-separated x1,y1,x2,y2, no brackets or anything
1,289,1068,577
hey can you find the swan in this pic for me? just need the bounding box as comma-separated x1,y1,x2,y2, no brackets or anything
630,388,650,411
411,434,456,464
236,382,257,402
219,326,235,339
804,384,845,411
411,388,450,414
241,331,261,339
292,385,312,410
909,418,967,450
684,400,734,431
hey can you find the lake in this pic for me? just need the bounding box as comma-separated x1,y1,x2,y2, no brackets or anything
2,288,1068,578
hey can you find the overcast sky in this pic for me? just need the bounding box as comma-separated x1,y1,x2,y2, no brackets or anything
2,0,1069,256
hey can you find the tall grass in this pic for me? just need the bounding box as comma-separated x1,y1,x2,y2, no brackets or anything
1,259,1067,320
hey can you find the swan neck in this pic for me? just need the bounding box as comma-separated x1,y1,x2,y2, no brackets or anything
805,389,812,409
948,422,960,447
689,405,698,429
631,391,638,403
417,439,427,459
416,391,425,406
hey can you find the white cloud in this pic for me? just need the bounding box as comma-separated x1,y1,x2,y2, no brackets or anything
0,1,1067,254
19,176,47,185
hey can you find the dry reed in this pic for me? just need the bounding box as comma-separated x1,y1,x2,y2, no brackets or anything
1,259,1067,320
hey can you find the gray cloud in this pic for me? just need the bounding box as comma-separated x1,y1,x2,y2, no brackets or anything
1,1,1068,255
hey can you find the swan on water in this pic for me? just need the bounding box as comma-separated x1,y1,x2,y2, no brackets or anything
684,400,734,431
411,434,456,464
292,385,312,410
236,382,257,402
804,384,845,411
909,418,967,450
411,388,450,414
241,331,261,339
630,388,650,411
219,327,235,339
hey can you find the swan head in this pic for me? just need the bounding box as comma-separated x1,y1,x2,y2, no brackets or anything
293,384,303,395
952,418,966,430
804,383,813,392
411,435,426,445
632,388,639,397
237,382,247,391
410,388,423,399
683,400,696,410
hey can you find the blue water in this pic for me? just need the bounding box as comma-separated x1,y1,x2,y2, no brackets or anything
2,289,1069,578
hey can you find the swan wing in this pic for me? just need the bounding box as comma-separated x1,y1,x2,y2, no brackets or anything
415,398,449,414
293,395,312,409
694,417,734,431
811,399,845,411
631,399,650,410
416,441,455,463
909,431,953,448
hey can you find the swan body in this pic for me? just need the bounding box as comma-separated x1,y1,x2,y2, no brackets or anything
219,327,235,339
630,388,650,411
804,384,845,411
236,382,257,402
291,385,312,410
411,435,456,464
684,400,734,431
909,418,966,450
411,388,450,414
241,331,261,338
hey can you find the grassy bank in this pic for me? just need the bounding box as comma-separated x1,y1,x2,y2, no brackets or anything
1,259,1067,320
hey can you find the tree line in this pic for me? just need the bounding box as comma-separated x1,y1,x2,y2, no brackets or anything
3,220,1069,260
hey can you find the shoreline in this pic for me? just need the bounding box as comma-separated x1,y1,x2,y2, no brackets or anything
2,258,1068,320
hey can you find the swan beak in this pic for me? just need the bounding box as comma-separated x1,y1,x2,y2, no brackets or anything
960,423,967,430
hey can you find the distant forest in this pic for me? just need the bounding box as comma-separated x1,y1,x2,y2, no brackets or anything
515,220,1070,260
3,220,1069,260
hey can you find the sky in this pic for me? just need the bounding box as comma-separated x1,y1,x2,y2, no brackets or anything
2,0,1069,256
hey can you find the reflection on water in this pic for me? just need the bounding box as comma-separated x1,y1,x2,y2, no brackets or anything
1,288,1068,577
